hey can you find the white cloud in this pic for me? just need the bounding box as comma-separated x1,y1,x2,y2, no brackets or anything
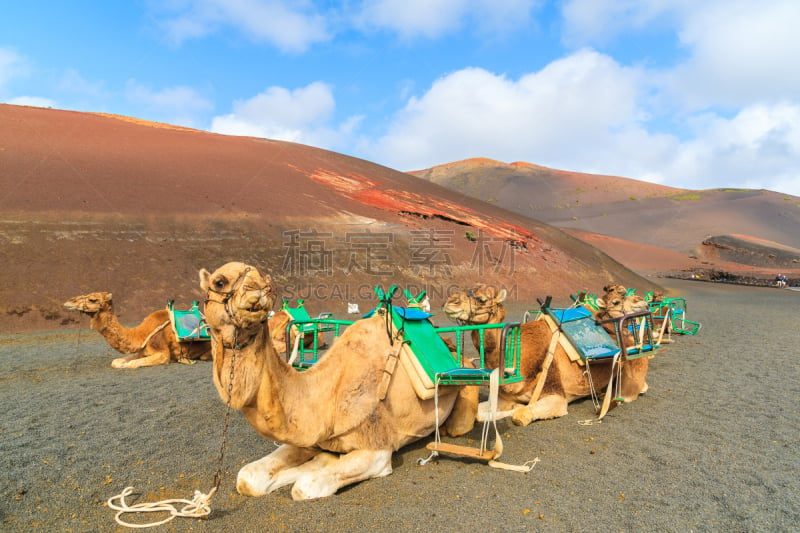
6,96,57,108
356,0,469,38
125,80,213,127
561,1,800,109
210,81,361,149
0,47,28,89
560,0,681,46
664,102,800,193
58,69,106,98
366,49,643,170
154,0,330,52
360,45,800,197
668,1,800,108
355,0,537,39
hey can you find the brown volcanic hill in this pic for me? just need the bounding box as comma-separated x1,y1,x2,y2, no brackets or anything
412,158,686,209
412,158,800,275
0,105,660,333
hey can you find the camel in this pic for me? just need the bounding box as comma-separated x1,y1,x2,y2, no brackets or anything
443,283,652,426
63,292,212,368
198,262,478,500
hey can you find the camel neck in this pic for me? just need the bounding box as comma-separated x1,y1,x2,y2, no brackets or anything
91,308,139,353
468,304,505,361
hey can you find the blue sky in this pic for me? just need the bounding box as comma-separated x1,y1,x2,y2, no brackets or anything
2,0,800,196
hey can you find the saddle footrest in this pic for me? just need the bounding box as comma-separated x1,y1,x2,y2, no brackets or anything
435,368,519,386
426,442,495,461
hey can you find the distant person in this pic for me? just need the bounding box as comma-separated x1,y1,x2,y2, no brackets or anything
775,274,787,288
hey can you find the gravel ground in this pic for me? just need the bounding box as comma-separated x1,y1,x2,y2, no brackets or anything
1,279,799,532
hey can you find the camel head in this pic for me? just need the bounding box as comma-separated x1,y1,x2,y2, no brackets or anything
200,262,276,408
443,284,507,324
601,284,627,300
595,290,649,321
63,292,113,315
199,262,276,347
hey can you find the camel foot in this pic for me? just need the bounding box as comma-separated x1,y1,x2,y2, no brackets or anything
111,357,133,369
289,450,392,501
237,446,324,497
511,406,535,426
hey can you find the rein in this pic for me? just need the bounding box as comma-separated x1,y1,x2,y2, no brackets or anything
107,331,239,528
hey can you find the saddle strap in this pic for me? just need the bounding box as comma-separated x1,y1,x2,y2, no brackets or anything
139,321,170,351
529,329,560,406
377,341,404,400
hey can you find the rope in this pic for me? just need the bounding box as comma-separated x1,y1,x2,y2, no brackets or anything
286,326,302,366
484,369,538,473
107,486,216,528
416,377,442,466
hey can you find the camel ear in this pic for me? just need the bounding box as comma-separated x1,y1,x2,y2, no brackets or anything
495,288,507,303
596,297,606,309
199,268,211,292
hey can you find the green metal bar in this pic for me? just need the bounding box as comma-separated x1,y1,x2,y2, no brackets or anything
286,318,356,368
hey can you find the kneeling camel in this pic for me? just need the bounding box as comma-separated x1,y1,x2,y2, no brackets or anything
443,284,651,426
199,262,477,500
63,292,211,368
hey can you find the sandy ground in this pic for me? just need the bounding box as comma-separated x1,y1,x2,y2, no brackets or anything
2,279,799,532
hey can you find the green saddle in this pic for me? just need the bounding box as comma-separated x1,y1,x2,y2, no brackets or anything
167,300,210,342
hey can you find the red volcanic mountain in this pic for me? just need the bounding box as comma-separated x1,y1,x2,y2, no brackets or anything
412,158,800,277
0,104,659,333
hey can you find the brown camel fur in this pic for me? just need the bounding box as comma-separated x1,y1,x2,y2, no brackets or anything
63,292,211,368
443,283,651,426
199,262,477,500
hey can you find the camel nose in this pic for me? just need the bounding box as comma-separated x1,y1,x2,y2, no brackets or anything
239,291,264,310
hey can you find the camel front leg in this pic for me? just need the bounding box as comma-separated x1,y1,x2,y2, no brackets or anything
111,350,170,369
512,394,569,426
111,353,142,368
291,449,393,501
237,444,322,497
443,385,478,437
617,358,650,403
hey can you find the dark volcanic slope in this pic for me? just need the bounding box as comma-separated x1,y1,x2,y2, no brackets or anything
413,158,800,265
0,105,659,333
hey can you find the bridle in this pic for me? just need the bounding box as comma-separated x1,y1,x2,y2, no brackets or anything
204,266,272,348
460,286,500,325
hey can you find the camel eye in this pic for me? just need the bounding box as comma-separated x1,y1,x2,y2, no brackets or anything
213,279,226,290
